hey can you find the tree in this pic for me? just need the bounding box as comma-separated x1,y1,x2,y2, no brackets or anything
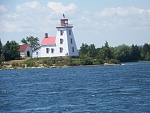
3,41,20,61
98,41,114,60
79,43,89,55
21,36,40,50
0,39,2,55
130,44,141,61
88,44,97,58
141,43,150,60
114,44,131,62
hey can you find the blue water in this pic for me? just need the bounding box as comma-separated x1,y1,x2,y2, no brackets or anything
0,62,150,113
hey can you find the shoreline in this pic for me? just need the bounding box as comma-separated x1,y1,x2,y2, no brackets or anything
0,63,121,70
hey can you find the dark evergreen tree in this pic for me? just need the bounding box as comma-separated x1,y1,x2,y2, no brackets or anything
3,41,20,61
0,39,2,55
130,45,141,61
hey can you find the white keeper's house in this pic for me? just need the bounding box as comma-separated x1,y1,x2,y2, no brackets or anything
32,15,79,58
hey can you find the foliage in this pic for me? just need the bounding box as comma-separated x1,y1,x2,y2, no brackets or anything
79,43,97,58
3,41,20,61
141,43,150,60
130,44,141,61
23,58,37,67
80,56,93,65
0,39,2,55
42,58,53,66
114,44,131,62
21,36,40,50
98,41,114,60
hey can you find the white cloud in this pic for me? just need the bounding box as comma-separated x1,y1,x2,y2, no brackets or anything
98,7,128,17
0,20,22,32
96,7,150,30
4,13,19,19
16,1,41,11
0,5,7,13
98,7,150,17
47,2,77,14
0,1,78,34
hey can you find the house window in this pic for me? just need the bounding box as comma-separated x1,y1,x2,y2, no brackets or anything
72,47,74,53
60,30,64,36
60,39,63,44
51,48,54,53
71,38,73,44
69,30,71,35
60,47,63,53
46,48,49,53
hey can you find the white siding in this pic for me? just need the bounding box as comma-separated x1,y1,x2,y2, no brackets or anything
32,17,78,58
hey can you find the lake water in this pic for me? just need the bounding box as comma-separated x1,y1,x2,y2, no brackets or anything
0,62,150,113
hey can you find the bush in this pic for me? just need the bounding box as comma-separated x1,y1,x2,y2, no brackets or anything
23,58,37,67
80,57,93,65
109,59,120,64
94,59,104,65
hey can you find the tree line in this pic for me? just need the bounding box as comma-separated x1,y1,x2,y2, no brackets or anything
79,41,150,65
0,37,150,65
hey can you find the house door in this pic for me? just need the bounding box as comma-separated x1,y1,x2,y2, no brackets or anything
27,51,30,57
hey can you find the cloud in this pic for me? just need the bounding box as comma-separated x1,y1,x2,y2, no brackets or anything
98,7,128,17
0,5,7,13
98,7,150,17
96,7,150,30
16,1,41,11
47,2,77,14
0,1,78,34
0,20,22,32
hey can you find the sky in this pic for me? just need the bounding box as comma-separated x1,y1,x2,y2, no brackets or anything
0,0,150,48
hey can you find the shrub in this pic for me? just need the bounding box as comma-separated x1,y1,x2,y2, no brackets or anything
109,59,120,64
80,57,93,65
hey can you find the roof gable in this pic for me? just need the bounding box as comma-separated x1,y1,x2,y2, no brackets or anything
19,44,30,52
41,36,56,45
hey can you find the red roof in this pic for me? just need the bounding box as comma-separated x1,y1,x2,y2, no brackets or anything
19,44,30,52
41,36,56,45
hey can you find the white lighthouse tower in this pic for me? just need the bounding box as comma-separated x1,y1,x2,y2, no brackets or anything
55,14,79,57
32,15,78,58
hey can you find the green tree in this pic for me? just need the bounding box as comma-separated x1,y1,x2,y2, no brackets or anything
0,39,2,55
98,41,114,60
130,44,141,61
79,43,89,56
114,44,131,62
141,43,150,60
88,44,97,58
21,36,40,50
3,41,20,61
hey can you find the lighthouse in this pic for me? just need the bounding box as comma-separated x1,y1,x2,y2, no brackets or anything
55,14,79,57
32,15,79,58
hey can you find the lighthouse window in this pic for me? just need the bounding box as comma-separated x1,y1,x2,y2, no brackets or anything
60,30,63,36
60,47,63,53
69,30,71,35
71,38,73,44
46,48,49,53
60,39,63,44
72,47,74,53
